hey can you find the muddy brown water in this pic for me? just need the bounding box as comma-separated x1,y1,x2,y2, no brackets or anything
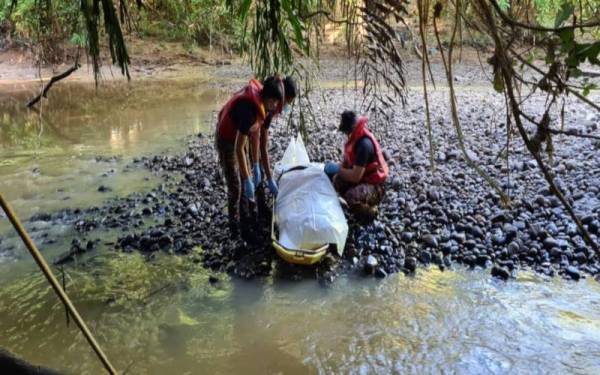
1,78,599,374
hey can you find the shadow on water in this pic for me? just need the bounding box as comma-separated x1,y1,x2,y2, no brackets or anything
0,251,599,374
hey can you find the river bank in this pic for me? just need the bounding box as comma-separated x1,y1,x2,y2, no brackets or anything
1,44,600,283
2,54,600,374
3,74,598,283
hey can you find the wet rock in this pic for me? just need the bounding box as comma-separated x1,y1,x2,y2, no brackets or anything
365,255,378,274
469,226,485,239
420,250,432,264
30,212,52,222
404,256,417,273
187,203,199,215
582,215,595,225
491,265,510,280
492,231,507,246
491,212,508,224
589,220,600,234
158,235,173,249
543,237,560,250
421,234,438,248
503,224,518,241
401,232,415,243
546,222,559,236
451,232,466,244
375,267,388,278
565,266,581,281
432,252,443,265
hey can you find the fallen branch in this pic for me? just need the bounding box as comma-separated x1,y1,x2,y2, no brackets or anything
26,62,80,108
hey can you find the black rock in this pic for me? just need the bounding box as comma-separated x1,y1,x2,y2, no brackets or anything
492,232,507,246
582,215,595,225
546,222,559,236
507,241,521,255
375,268,388,278
30,212,52,222
405,257,417,273
469,226,485,239
158,235,173,249
589,220,600,234
365,255,378,274
574,252,587,263
477,255,491,267
543,237,560,250
491,265,510,280
420,250,432,264
140,236,155,251
464,240,477,250
491,212,508,224
422,234,438,248
432,252,443,265
451,232,466,244
401,232,415,243
565,266,581,281
503,224,518,241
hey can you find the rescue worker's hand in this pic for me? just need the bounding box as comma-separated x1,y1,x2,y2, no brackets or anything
243,178,255,201
324,162,340,177
267,178,278,196
253,162,262,186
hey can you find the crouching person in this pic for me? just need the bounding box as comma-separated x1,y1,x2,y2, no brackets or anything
324,111,389,222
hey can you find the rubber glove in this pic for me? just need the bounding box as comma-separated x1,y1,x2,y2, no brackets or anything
253,162,262,186
324,162,340,177
267,178,279,196
243,178,255,201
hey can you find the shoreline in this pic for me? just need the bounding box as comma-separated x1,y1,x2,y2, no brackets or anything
3,86,597,283
1,44,600,284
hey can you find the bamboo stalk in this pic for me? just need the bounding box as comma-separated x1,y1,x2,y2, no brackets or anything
0,192,118,375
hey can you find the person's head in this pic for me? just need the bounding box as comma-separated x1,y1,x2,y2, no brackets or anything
283,76,297,105
339,110,357,136
261,76,284,113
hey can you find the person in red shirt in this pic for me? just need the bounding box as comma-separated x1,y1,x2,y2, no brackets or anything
255,76,297,216
324,110,389,221
215,76,283,234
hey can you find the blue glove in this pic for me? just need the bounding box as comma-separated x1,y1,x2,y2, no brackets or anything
253,162,262,186
243,178,255,201
324,162,340,177
267,178,278,196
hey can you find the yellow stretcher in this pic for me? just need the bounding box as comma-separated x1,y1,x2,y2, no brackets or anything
271,200,329,265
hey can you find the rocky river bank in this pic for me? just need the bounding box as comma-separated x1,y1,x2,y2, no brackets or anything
13,82,599,285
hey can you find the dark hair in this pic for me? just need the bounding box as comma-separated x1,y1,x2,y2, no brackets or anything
261,76,284,101
283,76,297,99
339,110,357,133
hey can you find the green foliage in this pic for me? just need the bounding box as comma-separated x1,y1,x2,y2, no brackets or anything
133,0,242,49
554,1,574,27
497,0,510,11
1,0,80,43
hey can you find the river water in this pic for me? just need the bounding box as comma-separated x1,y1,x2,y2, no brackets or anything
1,78,599,374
